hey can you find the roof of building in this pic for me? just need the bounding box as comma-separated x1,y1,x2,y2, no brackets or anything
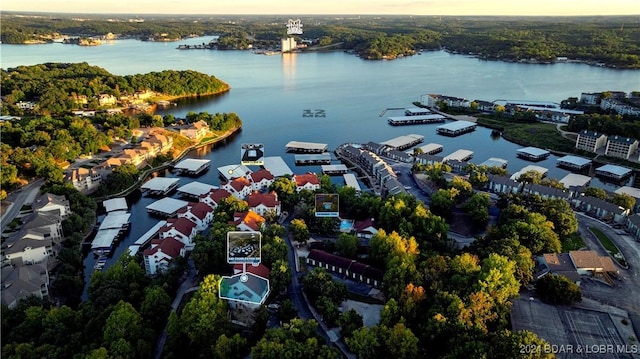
524,183,571,199
556,155,592,167
233,263,271,278
98,212,131,230
177,181,217,197
322,164,349,173
262,156,293,177
559,173,592,188
1,264,48,307
607,135,638,145
307,250,384,282
479,157,508,168
249,168,275,182
228,177,252,191
416,143,443,154
580,196,626,215
32,193,68,211
343,173,361,191
181,202,213,220
5,238,52,255
487,174,520,187
569,250,618,273
595,164,632,178
517,146,550,157
203,188,233,204
218,164,252,180
510,165,549,181
247,191,280,208
146,198,189,215
294,173,320,186
219,273,269,304
143,236,185,258
103,198,128,213
285,141,328,151
354,218,377,232
614,186,640,200
231,211,265,231
627,213,640,227
436,120,476,132
294,153,332,162
174,158,211,172
380,134,424,149
578,130,607,138
443,149,474,162
21,212,60,230
543,253,576,272
164,217,197,236
415,153,444,162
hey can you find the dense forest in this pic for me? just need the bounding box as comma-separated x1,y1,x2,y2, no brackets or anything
2,13,639,67
0,62,230,115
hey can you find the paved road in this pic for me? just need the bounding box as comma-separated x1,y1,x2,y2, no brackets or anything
1,178,44,230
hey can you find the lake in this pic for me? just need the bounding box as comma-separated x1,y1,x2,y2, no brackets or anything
2,37,639,296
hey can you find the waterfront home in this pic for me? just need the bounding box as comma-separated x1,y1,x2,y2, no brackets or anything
159,217,198,250
604,135,638,160
177,202,214,231
486,174,521,194
180,120,209,140
363,141,387,155
306,249,385,288
574,196,630,223
422,94,470,109
385,149,412,163
249,169,275,191
2,238,54,267
247,191,281,216
20,212,65,244
600,98,640,117
293,172,321,192
474,100,497,112
575,130,607,152
32,193,71,219
342,144,363,161
353,218,378,240
65,167,103,194
143,237,186,276
230,211,266,232
625,214,640,241
223,177,253,199
199,188,233,209
1,264,49,309
415,153,444,166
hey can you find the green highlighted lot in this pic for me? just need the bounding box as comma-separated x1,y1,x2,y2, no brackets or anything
588,227,627,267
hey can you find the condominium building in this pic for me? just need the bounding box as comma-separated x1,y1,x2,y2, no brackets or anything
575,130,607,152
605,135,638,160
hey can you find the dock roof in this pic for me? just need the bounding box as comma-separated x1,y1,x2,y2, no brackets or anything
556,155,592,167
141,177,180,192
510,165,549,180
103,198,127,213
218,164,252,180
479,157,508,168
91,228,121,250
405,107,431,114
321,164,348,173
262,156,293,177
436,120,476,131
517,146,550,157
595,164,632,178
98,212,131,231
415,143,443,154
380,134,424,149
177,182,217,197
444,149,474,162
174,158,211,172
285,141,328,151
294,153,332,162
146,198,189,216
388,114,445,121
343,173,361,191
615,186,640,199
559,173,592,188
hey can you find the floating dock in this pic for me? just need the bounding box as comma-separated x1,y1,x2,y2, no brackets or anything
516,147,551,161
404,108,432,116
436,120,477,136
414,143,443,155
262,156,293,177
103,197,127,213
141,177,180,196
173,158,211,175
146,198,189,217
285,141,328,153
479,157,508,169
388,114,446,126
444,149,474,162
380,134,424,150
343,173,361,192
322,164,348,175
595,164,632,181
177,181,218,199
556,155,591,171
295,153,332,165
510,165,549,181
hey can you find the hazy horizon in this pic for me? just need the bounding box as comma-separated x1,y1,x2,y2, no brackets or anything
2,0,639,17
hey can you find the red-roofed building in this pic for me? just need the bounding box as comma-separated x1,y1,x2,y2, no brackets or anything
230,211,265,232
353,218,378,239
223,177,253,199
143,237,186,275
249,169,275,191
246,191,281,216
233,263,271,278
160,217,197,249
293,172,320,192
200,188,232,209
177,202,214,231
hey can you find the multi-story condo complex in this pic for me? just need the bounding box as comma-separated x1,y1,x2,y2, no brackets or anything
575,130,607,152
605,135,639,160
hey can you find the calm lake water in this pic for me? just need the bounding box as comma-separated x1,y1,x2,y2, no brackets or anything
2,37,640,295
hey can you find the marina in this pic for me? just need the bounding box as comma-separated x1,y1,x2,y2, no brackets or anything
173,158,211,175
436,120,477,136
380,134,424,150
516,147,551,161
443,149,474,162
321,164,349,175
294,153,332,165
146,197,189,217
387,114,446,126
285,141,328,153
91,211,131,256
556,155,592,171
141,177,180,196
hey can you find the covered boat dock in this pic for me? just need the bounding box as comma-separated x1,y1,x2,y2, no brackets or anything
177,181,218,199
479,157,508,169
444,149,474,162
436,120,477,136
388,114,446,126
295,153,332,165
263,156,293,177
173,158,211,175
516,147,550,161
510,165,549,181
556,155,591,171
414,143,443,155
286,141,328,153
141,177,180,196
380,134,424,151
146,198,189,217
322,164,349,175
103,197,127,213
595,164,632,181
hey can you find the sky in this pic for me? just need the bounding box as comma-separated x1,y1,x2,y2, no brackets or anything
2,0,639,16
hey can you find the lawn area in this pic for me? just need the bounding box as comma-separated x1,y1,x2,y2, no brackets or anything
561,232,586,252
588,227,627,266
476,117,576,153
